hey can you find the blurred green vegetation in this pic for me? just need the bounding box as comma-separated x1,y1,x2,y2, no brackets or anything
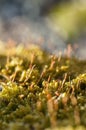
49,1,86,41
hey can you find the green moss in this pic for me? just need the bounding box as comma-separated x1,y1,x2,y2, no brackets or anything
0,44,86,130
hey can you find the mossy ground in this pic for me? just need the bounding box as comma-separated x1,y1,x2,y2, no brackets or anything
0,44,86,130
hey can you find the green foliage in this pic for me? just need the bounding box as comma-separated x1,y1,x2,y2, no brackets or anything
0,44,86,130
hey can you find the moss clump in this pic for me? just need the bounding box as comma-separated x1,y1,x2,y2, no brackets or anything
0,44,86,130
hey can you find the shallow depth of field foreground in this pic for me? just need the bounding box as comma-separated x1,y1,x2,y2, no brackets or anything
0,44,86,130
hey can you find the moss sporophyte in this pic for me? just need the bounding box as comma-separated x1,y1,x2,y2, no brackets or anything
0,44,86,130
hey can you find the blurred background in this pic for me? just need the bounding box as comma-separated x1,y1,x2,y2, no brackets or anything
0,0,86,58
